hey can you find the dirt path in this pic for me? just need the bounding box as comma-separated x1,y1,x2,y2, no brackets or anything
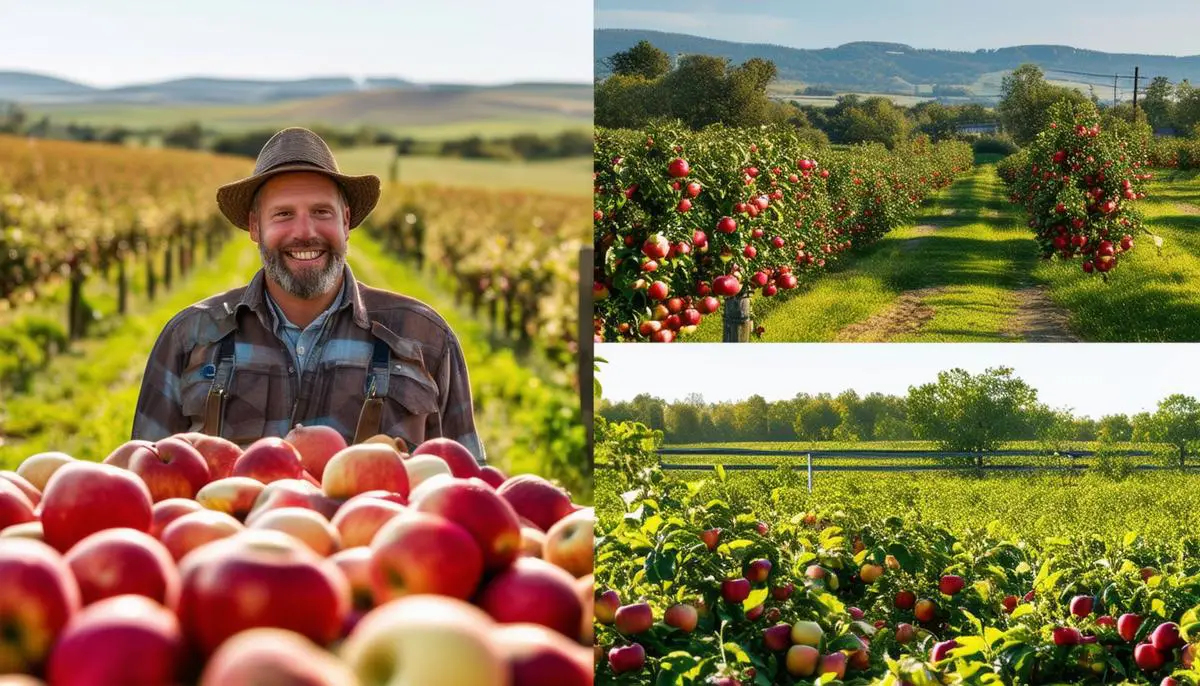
1175,202,1200,216
1002,286,1079,342
834,286,948,341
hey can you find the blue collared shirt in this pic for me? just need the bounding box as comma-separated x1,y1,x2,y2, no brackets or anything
264,278,348,379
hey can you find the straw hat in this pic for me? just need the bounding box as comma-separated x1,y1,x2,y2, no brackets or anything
216,127,380,230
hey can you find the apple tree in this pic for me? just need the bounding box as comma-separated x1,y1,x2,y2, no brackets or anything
1144,394,1200,468
905,366,1046,457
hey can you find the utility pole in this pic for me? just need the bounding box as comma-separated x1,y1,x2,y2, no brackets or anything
1132,66,1140,114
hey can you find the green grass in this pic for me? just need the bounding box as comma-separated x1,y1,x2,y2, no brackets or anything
334,146,591,197
1032,168,1200,341
692,160,1038,341
690,160,1200,342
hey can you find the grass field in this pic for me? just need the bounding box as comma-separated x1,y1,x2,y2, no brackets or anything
334,146,591,196
689,156,1200,342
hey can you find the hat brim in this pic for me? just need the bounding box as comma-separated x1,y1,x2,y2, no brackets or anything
216,164,381,231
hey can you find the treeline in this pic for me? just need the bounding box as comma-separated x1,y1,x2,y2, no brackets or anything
595,41,1200,154
598,367,1200,455
0,104,590,161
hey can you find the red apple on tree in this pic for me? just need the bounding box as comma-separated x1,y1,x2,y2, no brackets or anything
614,602,653,635
664,603,698,632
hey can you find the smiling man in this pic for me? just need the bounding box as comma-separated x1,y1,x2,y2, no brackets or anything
131,127,485,464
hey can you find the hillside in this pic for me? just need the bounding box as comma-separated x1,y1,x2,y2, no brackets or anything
595,29,1200,96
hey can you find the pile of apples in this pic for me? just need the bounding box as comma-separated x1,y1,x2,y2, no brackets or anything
0,426,594,685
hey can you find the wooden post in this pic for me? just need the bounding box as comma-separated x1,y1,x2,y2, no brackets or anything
164,239,175,290
1132,66,1140,115
722,292,753,342
146,247,157,302
67,262,83,341
117,256,128,315
579,245,594,474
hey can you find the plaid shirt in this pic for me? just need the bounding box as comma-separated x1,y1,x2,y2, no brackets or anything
131,265,486,464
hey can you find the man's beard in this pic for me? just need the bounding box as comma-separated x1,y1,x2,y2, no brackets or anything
260,240,348,300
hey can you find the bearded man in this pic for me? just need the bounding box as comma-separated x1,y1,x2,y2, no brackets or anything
131,127,485,464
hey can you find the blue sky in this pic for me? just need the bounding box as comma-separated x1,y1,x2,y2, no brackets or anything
596,344,1198,418
0,0,593,86
595,0,1200,56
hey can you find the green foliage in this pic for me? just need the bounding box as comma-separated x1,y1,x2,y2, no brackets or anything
971,134,1020,156
906,366,1047,453
998,64,1090,146
606,40,671,80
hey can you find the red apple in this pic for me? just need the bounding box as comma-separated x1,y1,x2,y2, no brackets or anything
476,557,583,638
614,602,653,635
493,624,593,686
149,498,204,540
595,589,620,624
1135,642,1166,671
520,526,545,558
65,528,179,608
771,583,794,600
1118,613,1143,642
665,603,698,632
939,574,965,596
0,478,35,533
199,627,357,686
0,471,40,507
339,596,508,686
331,497,405,548
914,598,937,622
160,509,244,562
543,508,592,578
1070,595,1094,618
763,622,791,651
896,622,916,643
608,643,645,675
129,436,211,501
1053,626,1082,646
701,528,721,550
249,507,341,557
101,439,154,469
178,530,351,656
247,479,341,524
322,444,410,500
895,590,916,610
411,438,481,479
232,437,305,484
369,510,483,601
931,639,957,661
285,424,349,481
819,652,847,680
478,466,507,489
746,558,772,583
178,432,243,481
46,595,183,686
16,452,74,491
195,477,265,522
722,578,751,604
497,475,575,532
0,521,42,541
1151,622,1183,652
409,477,521,572
40,461,153,552
0,538,81,673
330,547,374,612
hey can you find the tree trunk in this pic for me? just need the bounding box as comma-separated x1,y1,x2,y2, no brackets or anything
722,292,753,343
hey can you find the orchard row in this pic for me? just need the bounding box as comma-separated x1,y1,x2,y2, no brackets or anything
592,123,973,342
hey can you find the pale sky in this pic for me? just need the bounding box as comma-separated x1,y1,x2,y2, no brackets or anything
0,0,593,87
595,0,1200,57
596,344,1199,419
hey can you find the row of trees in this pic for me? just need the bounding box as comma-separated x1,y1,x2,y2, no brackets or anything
598,367,1200,455
596,41,1182,153
0,103,590,161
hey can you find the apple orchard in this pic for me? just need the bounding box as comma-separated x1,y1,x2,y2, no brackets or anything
594,418,1200,685
0,428,593,686
594,102,1158,342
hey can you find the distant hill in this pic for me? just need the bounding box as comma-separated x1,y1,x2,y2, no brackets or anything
595,29,1200,96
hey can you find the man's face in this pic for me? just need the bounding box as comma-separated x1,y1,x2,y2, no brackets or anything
248,172,350,300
